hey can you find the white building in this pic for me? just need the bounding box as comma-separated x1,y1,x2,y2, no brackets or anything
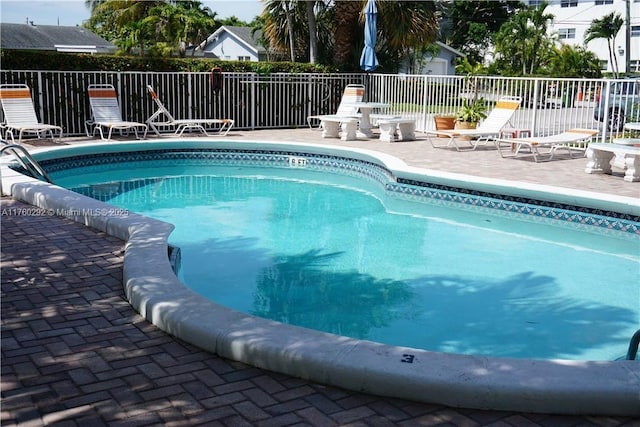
532,0,640,73
398,42,465,75
197,26,267,61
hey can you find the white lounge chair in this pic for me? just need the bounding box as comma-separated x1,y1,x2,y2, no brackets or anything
85,84,148,141
307,84,364,128
146,85,234,136
495,128,598,162
0,83,63,144
425,96,522,151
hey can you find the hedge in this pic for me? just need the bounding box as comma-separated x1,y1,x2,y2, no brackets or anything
0,49,336,74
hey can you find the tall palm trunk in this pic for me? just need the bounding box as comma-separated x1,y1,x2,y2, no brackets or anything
333,0,362,70
609,38,620,78
606,42,616,78
306,0,318,64
283,1,296,62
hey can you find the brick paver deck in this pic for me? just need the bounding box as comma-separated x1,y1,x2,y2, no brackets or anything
2,130,638,426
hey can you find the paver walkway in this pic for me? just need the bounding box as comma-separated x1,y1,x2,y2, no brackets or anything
1,202,636,427
2,130,638,426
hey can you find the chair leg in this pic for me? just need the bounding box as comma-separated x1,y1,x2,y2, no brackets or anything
378,121,397,142
321,121,340,138
341,121,357,141
398,122,415,141
623,155,640,182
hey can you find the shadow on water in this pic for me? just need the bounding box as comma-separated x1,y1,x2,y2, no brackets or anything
403,272,635,359
251,249,414,339
180,238,636,360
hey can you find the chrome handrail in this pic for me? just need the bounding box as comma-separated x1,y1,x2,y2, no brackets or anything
0,144,54,184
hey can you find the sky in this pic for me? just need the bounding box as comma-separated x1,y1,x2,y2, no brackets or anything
0,0,264,27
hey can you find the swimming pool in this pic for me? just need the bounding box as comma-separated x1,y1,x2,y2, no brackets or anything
50,151,639,362
2,139,639,416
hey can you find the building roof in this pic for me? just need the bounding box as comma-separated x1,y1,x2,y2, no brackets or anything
435,41,465,58
198,25,266,55
0,23,116,53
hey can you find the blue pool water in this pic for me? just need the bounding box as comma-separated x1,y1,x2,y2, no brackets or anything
51,154,640,361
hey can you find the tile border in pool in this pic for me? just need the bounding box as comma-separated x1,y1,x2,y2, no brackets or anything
23,145,640,235
2,139,639,416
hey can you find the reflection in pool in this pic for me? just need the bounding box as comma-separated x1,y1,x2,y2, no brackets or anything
54,158,640,362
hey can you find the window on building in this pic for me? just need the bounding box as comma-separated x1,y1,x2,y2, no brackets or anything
558,28,576,39
529,0,543,6
237,56,250,61
595,0,613,4
561,0,578,7
632,26,640,37
599,60,608,71
631,60,640,73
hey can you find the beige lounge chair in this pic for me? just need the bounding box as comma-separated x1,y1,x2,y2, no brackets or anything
306,84,364,129
85,84,148,141
146,85,234,136
425,96,522,151
495,128,598,162
0,83,63,144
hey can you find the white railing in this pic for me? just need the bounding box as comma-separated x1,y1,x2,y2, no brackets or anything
1,70,637,142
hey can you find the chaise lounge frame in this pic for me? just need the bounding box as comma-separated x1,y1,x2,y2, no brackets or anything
85,83,148,141
0,83,63,144
146,85,234,136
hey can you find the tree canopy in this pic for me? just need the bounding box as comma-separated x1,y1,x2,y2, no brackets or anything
81,0,615,78
85,0,221,56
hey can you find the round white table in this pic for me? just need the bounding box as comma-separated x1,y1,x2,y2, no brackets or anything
344,102,390,137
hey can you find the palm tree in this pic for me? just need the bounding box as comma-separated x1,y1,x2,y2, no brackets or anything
375,0,438,66
306,0,318,64
585,12,624,78
259,0,438,70
168,1,217,56
333,0,438,71
546,44,602,78
85,0,216,56
332,0,362,70
494,2,554,75
85,0,164,54
261,0,306,61
525,3,555,74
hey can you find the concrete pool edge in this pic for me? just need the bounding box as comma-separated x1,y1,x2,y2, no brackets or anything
2,140,639,416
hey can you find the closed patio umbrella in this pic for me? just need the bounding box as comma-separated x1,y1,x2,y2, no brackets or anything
360,0,379,72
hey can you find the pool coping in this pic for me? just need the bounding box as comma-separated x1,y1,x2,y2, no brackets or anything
2,139,639,416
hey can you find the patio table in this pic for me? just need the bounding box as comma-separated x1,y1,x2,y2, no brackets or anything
344,102,390,137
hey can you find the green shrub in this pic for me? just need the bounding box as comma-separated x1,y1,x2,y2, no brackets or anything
0,50,335,74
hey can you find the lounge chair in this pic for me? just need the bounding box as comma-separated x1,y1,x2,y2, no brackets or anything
425,96,522,151
146,85,234,136
85,84,148,141
306,84,364,129
495,128,598,162
0,83,63,144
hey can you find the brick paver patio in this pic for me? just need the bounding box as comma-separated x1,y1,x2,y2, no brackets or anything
2,130,638,426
